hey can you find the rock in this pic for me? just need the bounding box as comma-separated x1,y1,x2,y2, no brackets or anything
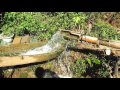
2,38,12,43
105,48,111,55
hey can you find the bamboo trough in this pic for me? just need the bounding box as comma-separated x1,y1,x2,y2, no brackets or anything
0,30,120,67
0,35,65,67
0,48,64,67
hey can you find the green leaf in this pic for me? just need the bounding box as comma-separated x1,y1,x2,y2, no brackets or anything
86,58,92,66
93,59,100,65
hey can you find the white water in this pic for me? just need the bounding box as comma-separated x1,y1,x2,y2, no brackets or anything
55,48,73,77
21,31,65,56
58,75,72,78
21,30,73,77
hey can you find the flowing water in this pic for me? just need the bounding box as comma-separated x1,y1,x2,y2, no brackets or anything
56,49,73,78
21,30,73,78
21,31,66,55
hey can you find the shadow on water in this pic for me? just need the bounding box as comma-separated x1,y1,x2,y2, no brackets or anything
35,67,59,78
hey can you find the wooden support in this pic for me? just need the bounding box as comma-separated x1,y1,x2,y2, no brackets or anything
114,57,120,78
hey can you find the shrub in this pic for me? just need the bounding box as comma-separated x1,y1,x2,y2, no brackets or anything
91,19,120,40
71,54,110,78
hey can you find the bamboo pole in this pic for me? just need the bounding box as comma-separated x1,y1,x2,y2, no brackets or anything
0,48,64,67
68,45,120,56
99,40,120,49
80,36,120,49
61,30,120,49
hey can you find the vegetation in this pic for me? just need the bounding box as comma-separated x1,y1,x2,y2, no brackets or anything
91,19,120,40
71,54,110,78
0,12,120,78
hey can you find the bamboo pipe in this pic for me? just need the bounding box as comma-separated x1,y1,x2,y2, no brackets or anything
81,36,98,44
61,30,120,49
80,36,120,49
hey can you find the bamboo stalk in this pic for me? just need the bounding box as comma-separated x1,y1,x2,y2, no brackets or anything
0,48,64,67
0,41,47,54
99,40,120,49
61,30,120,49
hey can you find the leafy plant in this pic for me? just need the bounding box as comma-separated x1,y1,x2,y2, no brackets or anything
71,52,113,78
71,58,87,77
0,12,89,40
90,19,120,40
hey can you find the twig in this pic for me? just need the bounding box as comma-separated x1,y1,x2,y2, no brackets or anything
8,69,15,78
